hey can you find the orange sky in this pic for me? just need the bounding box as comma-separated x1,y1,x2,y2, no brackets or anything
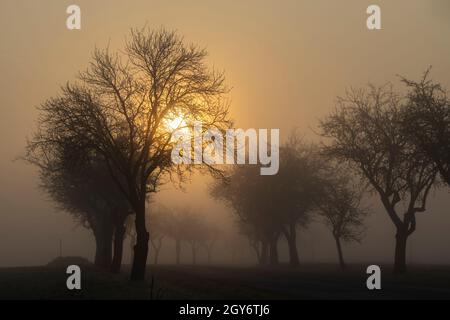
1,0,450,266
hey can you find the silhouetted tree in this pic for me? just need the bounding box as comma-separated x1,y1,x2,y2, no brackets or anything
238,222,266,265
401,70,450,187
211,165,282,266
320,83,438,274
179,209,208,265
147,206,170,265
163,207,220,265
204,225,220,264
316,165,369,270
26,27,230,280
212,134,320,266
164,208,188,265
25,139,131,272
276,135,321,266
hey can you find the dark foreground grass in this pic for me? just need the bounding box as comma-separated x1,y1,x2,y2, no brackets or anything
0,263,449,299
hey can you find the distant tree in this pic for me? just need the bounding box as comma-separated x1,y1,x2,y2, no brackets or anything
316,165,369,269
238,222,266,265
161,207,220,265
401,70,450,187
26,27,230,280
147,205,170,265
180,209,209,265
276,135,321,266
211,165,282,266
320,83,438,274
203,224,220,264
211,134,320,267
164,209,185,264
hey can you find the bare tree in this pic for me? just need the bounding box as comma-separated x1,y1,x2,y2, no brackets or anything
211,165,282,266
211,134,320,267
238,222,265,264
320,84,438,274
401,70,450,187
179,209,208,265
147,205,170,265
24,137,131,272
203,224,220,264
316,165,369,270
276,135,321,266
26,27,230,280
163,209,185,264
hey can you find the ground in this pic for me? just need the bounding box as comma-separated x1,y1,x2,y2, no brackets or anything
0,263,449,299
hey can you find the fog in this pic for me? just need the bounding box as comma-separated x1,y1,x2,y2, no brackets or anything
0,0,449,267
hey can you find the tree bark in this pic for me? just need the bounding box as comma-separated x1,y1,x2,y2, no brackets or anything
111,221,126,273
394,227,408,274
130,196,149,281
334,236,346,270
284,224,300,267
94,234,102,266
269,237,279,266
129,233,136,265
93,223,113,269
254,245,262,265
94,236,104,267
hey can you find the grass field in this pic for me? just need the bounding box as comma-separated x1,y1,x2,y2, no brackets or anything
0,263,449,300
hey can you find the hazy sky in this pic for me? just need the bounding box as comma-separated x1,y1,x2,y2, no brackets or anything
1,0,450,266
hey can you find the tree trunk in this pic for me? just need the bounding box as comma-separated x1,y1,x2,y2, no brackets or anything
334,236,346,270
111,222,126,273
93,224,113,269
269,237,279,266
129,233,136,265
153,238,162,265
192,243,197,265
394,227,408,274
255,246,262,265
250,241,262,265
260,240,269,265
284,224,300,267
94,236,103,267
130,197,149,281
286,236,300,267
175,239,181,265
154,247,160,265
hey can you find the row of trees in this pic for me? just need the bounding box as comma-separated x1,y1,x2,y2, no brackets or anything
212,70,450,274
24,24,449,277
211,136,368,269
319,71,450,273
134,206,220,265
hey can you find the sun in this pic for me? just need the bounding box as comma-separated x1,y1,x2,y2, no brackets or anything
164,115,190,138
167,116,186,131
